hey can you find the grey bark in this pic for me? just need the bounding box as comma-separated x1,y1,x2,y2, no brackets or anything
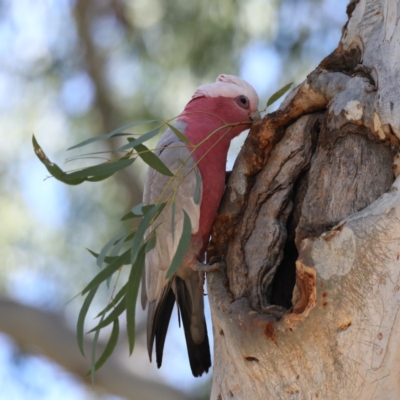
208,1,400,398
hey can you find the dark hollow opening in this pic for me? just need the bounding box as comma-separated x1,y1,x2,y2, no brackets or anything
268,215,298,309
266,165,312,309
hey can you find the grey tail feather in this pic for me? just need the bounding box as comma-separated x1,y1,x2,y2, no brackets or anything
146,282,175,364
146,301,156,361
147,277,211,377
175,277,211,377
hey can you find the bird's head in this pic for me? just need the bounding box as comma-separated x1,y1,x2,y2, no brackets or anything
189,74,260,125
179,74,260,152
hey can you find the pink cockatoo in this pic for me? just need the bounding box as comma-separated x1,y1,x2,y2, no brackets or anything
141,74,259,377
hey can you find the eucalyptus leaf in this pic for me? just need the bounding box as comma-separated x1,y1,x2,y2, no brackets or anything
86,174,114,182
130,202,165,265
33,135,84,185
90,312,105,382
89,319,119,374
121,207,142,221
171,202,176,242
135,143,173,176
120,212,136,221
88,297,126,333
96,284,127,317
166,123,190,143
266,82,293,108
87,249,127,265
77,287,98,357
145,235,157,253
131,203,145,216
124,232,136,242
194,171,202,205
66,158,134,180
96,232,128,268
110,233,131,258
121,203,156,221
142,205,157,214
68,120,158,150
126,245,146,354
116,127,161,152
82,249,131,295
166,209,192,279
33,136,134,185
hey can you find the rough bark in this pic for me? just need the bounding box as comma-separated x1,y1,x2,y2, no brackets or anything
208,0,400,398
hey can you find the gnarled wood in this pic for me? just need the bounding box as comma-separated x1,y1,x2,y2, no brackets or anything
208,0,400,398
296,123,394,243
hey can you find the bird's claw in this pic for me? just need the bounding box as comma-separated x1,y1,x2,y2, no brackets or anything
193,260,226,294
193,260,225,273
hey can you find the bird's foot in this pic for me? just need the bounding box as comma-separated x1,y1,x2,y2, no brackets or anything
193,259,225,273
193,259,226,294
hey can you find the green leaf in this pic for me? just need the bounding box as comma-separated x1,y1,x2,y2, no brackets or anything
130,203,165,265
87,249,128,265
124,232,136,242
120,211,136,221
171,202,176,242
88,297,126,333
68,120,158,150
116,127,161,152
66,158,134,180
88,319,119,374
266,82,293,108
120,204,155,221
86,174,114,182
121,203,144,221
33,136,134,185
110,233,131,258
33,135,84,185
166,209,192,279
90,312,105,382
166,123,190,143
82,249,131,295
145,235,157,253
142,205,156,214
104,132,137,137
96,284,127,317
135,143,173,176
131,203,145,216
126,245,146,354
97,232,128,268
77,287,98,357
193,171,202,205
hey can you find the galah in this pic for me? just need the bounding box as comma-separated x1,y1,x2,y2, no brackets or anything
141,74,259,377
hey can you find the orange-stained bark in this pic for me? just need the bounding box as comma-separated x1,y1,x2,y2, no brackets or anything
208,1,400,398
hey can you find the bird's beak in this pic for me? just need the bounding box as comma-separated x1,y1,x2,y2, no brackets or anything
250,110,261,122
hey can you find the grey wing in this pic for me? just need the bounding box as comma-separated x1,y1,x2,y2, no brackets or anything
141,129,202,305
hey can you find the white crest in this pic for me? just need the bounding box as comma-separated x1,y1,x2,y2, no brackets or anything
192,74,259,111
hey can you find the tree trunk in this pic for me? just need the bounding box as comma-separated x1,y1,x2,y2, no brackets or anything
208,0,400,398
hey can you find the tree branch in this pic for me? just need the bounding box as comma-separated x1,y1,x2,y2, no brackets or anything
74,0,143,207
0,298,188,400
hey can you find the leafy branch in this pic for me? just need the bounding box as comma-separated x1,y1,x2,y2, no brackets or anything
32,82,292,377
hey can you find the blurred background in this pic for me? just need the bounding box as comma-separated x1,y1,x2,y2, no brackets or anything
0,0,348,399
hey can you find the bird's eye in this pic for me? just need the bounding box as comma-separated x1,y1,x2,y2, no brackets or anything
236,95,249,109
